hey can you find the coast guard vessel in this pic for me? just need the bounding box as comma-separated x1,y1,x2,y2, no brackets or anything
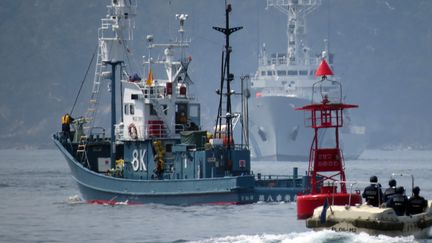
248,0,366,161
53,0,309,205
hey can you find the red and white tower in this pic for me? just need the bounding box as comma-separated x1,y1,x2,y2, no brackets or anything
296,59,362,219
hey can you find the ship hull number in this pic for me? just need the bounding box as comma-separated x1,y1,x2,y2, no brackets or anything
131,149,147,172
330,226,357,233
240,194,296,202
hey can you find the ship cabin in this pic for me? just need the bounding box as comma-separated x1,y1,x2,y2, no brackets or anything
259,53,318,77
251,52,337,100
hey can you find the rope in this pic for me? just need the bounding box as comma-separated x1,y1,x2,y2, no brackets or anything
70,45,98,115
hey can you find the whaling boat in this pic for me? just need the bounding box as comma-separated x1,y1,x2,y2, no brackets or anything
53,0,309,205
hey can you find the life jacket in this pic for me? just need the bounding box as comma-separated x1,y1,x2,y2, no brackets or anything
62,114,71,125
407,195,427,215
363,185,382,207
391,194,408,216
384,187,396,202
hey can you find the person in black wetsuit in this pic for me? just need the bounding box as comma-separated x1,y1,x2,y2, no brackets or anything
362,175,383,207
407,186,428,215
383,179,397,203
387,186,408,216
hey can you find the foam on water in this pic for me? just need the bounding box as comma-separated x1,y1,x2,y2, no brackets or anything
67,195,83,203
65,194,133,206
192,231,417,243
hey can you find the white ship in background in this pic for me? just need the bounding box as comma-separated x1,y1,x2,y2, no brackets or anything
247,0,366,161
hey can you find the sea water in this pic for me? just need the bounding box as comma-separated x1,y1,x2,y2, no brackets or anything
0,149,430,243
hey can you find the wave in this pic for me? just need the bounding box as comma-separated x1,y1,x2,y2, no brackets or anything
63,195,133,206
191,230,417,243
65,195,85,205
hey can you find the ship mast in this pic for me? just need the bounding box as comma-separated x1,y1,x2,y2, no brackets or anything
266,0,320,65
98,0,137,167
85,0,136,131
213,3,243,164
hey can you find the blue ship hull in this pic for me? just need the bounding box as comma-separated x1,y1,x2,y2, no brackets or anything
53,136,308,205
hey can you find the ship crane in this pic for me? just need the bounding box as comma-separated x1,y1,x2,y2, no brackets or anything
295,59,362,219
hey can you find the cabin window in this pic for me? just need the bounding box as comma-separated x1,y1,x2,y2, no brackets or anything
189,104,199,118
267,71,273,76
124,104,129,115
150,104,157,115
277,70,287,76
131,94,139,100
261,71,266,76
130,104,135,115
288,70,298,76
176,103,188,124
299,70,308,76
277,54,287,64
124,104,134,115
165,144,172,153
176,103,187,112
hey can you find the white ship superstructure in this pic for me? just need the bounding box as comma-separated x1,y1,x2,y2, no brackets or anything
247,0,366,161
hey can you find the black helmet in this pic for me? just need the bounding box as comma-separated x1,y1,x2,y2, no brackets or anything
389,179,396,187
370,175,378,183
413,186,420,195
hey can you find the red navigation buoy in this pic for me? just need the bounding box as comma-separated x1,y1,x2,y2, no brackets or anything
315,59,334,77
295,61,361,219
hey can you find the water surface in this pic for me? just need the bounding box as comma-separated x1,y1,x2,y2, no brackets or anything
0,149,430,242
